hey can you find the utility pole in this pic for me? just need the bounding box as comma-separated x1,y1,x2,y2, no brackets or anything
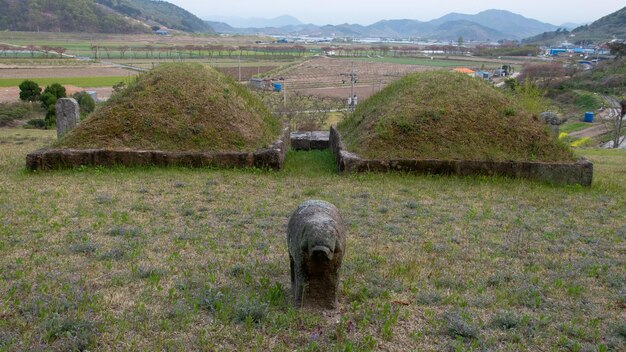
340,61,358,111
238,54,241,82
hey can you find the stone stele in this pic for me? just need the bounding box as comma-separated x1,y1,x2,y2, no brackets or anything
55,98,80,139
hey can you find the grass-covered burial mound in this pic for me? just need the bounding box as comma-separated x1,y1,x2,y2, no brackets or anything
58,63,281,152
338,71,575,162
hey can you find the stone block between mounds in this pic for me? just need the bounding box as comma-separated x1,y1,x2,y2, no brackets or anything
290,131,330,151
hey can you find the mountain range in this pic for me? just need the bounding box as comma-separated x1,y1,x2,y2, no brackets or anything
206,10,560,41
206,15,302,29
0,0,620,44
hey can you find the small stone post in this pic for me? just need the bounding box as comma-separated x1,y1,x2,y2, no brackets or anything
540,111,563,136
55,98,80,139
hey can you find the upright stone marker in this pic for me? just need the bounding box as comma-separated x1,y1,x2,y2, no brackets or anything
540,111,563,136
55,98,80,139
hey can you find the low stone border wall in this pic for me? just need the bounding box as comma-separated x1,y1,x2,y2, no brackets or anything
290,131,330,151
27,127,290,171
330,127,593,186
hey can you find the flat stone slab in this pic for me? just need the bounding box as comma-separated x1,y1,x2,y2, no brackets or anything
330,127,593,186
27,127,290,171
290,131,330,151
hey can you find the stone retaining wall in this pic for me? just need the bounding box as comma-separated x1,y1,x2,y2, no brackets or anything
27,127,290,171
330,127,593,186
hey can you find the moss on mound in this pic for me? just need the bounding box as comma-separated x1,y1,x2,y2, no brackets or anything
338,71,575,162
58,63,281,152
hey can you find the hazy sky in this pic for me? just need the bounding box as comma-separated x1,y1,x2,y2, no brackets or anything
167,0,624,25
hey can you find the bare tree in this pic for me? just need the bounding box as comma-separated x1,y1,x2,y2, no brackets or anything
90,45,100,60
184,45,195,58
253,88,343,131
612,99,626,148
26,45,37,58
519,62,569,88
607,42,626,59
145,45,154,58
119,46,129,59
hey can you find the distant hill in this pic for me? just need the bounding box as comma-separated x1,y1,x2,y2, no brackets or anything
208,9,558,41
205,15,302,28
430,10,557,39
561,22,585,30
0,0,214,34
366,19,433,38
429,20,507,41
0,0,150,33
97,0,214,33
570,6,626,42
524,6,626,44
205,21,236,34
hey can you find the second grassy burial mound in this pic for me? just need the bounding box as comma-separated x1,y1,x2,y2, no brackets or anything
338,71,574,162
58,63,281,152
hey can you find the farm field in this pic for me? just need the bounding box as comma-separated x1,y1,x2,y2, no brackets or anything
346,56,505,68
0,129,625,351
0,76,132,88
273,56,439,100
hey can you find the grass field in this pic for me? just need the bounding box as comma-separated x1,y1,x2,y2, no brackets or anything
0,76,134,88
0,128,625,351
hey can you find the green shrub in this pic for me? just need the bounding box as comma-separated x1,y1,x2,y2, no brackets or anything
72,91,96,119
40,83,67,127
43,83,67,100
512,80,549,116
573,92,602,111
27,119,46,129
18,80,42,102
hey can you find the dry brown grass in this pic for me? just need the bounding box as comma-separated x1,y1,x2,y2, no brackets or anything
56,63,281,152
339,71,575,162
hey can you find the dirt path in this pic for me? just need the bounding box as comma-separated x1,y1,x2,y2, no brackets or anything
568,95,621,139
569,124,611,139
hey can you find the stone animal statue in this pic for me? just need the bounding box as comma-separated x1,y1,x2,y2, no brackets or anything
287,200,346,309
